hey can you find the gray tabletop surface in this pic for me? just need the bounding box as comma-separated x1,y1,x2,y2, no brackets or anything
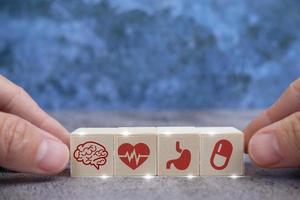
0,111,299,200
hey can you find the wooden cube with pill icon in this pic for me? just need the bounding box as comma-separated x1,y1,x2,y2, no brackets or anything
198,127,244,176
157,127,200,176
114,127,157,176
70,128,117,177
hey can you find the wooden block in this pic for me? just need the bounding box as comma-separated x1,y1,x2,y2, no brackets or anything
114,127,157,176
157,127,200,176
198,127,244,176
70,128,117,177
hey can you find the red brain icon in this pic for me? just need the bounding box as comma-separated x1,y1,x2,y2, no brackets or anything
73,141,108,170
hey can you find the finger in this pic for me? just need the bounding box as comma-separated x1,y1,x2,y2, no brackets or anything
0,112,69,174
244,78,300,152
0,75,69,146
248,112,300,168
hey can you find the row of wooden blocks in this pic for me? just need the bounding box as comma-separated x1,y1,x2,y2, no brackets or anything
70,127,244,177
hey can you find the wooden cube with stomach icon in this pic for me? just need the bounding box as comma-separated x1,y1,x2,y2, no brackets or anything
198,127,244,176
157,127,200,176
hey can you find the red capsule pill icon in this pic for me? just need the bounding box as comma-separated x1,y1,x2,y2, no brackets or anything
210,139,233,170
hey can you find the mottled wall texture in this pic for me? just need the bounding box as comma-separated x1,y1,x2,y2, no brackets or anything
0,0,299,110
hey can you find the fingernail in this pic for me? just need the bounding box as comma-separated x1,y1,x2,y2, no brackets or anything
249,132,283,166
36,139,69,173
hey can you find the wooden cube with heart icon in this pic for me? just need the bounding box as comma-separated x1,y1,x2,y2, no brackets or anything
198,127,244,176
157,127,200,176
70,128,118,177
114,127,157,176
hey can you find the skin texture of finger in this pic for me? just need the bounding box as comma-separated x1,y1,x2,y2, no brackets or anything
244,78,300,152
0,75,69,146
0,112,69,174
248,112,300,168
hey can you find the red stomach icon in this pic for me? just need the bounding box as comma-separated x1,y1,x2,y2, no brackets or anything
210,139,233,170
166,141,191,170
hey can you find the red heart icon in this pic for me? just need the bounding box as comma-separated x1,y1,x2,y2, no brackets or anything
118,143,150,170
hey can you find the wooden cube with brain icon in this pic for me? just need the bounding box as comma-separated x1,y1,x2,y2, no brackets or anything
70,128,118,177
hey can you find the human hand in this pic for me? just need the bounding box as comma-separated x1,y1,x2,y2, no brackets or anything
244,78,300,168
0,75,69,175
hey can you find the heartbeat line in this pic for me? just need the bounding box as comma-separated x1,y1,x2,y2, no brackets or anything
119,150,148,165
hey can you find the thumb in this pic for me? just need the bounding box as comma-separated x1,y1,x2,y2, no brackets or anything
248,112,300,168
0,112,69,174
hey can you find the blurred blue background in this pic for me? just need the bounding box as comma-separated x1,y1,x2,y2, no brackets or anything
0,0,299,111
